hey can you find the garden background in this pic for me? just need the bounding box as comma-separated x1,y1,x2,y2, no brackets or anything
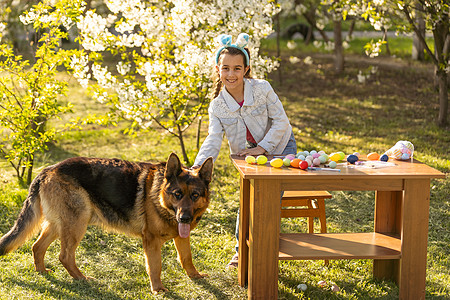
0,1,448,299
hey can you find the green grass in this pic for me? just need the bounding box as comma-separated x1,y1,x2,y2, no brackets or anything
0,46,449,299
261,35,435,60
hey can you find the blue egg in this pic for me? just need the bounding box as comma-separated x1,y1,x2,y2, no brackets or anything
297,154,306,161
346,154,358,164
401,153,410,160
380,154,389,162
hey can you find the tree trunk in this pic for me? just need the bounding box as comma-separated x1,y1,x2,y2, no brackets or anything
383,28,391,56
177,131,190,166
347,19,356,40
26,157,34,186
302,12,330,43
437,69,448,126
412,2,425,60
433,19,449,126
333,19,344,73
196,115,202,150
276,10,282,86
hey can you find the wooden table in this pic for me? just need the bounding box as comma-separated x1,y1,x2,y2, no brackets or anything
231,155,445,299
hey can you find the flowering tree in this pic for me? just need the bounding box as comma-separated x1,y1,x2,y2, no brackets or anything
71,0,280,165
328,0,449,126
279,0,347,73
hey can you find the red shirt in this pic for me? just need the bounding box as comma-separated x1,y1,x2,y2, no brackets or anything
237,100,257,144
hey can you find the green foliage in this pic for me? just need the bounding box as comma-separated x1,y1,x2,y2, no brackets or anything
0,37,75,184
0,0,110,184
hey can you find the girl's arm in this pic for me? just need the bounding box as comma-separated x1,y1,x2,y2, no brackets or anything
257,83,290,153
193,111,224,166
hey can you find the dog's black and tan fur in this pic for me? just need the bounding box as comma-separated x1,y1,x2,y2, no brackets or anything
0,153,213,293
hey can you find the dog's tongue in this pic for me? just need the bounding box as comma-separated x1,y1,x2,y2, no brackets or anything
178,223,190,238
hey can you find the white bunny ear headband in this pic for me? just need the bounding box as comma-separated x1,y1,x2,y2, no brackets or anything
215,33,250,65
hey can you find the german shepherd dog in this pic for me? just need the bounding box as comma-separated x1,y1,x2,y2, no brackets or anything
0,153,213,294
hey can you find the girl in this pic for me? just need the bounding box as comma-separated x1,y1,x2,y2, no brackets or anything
193,33,297,267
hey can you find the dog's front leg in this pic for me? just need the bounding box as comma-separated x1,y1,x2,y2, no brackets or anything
142,234,167,294
173,236,207,279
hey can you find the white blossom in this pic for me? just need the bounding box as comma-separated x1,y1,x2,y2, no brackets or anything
304,56,313,65
289,56,300,64
287,40,297,50
357,71,366,83
73,0,279,126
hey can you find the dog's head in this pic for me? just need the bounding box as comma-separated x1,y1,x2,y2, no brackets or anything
162,153,213,238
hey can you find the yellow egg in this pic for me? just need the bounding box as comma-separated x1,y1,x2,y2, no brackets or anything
256,155,268,165
270,158,283,168
245,155,256,164
330,153,341,162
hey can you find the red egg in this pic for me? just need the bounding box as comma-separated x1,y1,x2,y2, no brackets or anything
299,160,309,170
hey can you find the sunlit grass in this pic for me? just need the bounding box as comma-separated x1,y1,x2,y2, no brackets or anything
0,41,449,299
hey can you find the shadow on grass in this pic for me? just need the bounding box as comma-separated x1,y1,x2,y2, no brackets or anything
8,275,123,300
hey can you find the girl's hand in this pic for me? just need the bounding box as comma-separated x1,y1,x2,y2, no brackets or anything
237,146,266,156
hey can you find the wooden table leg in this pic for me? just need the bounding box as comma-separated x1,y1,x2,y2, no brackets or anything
248,179,281,299
238,177,250,286
398,179,430,300
373,190,402,282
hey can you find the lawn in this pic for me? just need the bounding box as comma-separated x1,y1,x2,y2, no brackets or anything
0,39,449,299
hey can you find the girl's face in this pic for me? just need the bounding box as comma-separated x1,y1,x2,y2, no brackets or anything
216,53,249,96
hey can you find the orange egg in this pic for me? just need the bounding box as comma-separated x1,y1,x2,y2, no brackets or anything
290,158,301,168
367,152,380,160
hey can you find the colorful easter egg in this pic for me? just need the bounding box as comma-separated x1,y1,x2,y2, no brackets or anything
380,154,389,162
401,153,410,160
299,160,309,170
337,151,346,160
290,158,301,168
286,154,296,160
270,158,283,168
318,280,327,287
256,155,267,165
331,284,340,292
312,153,320,159
245,156,256,164
283,158,291,166
297,154,306,161
347,154,358,164
330,153,341,162
328,161,337,169
296,151,305,158
319,155,328,164
367,152,380,160
313,158,321,166
353,152,360,158
310,150,317,155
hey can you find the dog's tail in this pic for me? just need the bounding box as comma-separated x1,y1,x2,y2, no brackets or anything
0,172,44,256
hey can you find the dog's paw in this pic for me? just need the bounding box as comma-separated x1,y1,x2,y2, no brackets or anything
189,272,208,279
36,268,53,274
85,276,97,281
151,286,168,294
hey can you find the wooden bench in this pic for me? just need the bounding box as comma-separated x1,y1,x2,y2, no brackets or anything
281,190,332,265
281,190,331,234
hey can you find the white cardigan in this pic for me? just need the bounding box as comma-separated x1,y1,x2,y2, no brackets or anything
194,78,292,166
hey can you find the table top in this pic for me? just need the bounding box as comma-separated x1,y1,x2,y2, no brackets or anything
230,155,446,180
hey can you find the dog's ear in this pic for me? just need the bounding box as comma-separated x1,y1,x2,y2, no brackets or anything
198,157,213,184
165,153,182,179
